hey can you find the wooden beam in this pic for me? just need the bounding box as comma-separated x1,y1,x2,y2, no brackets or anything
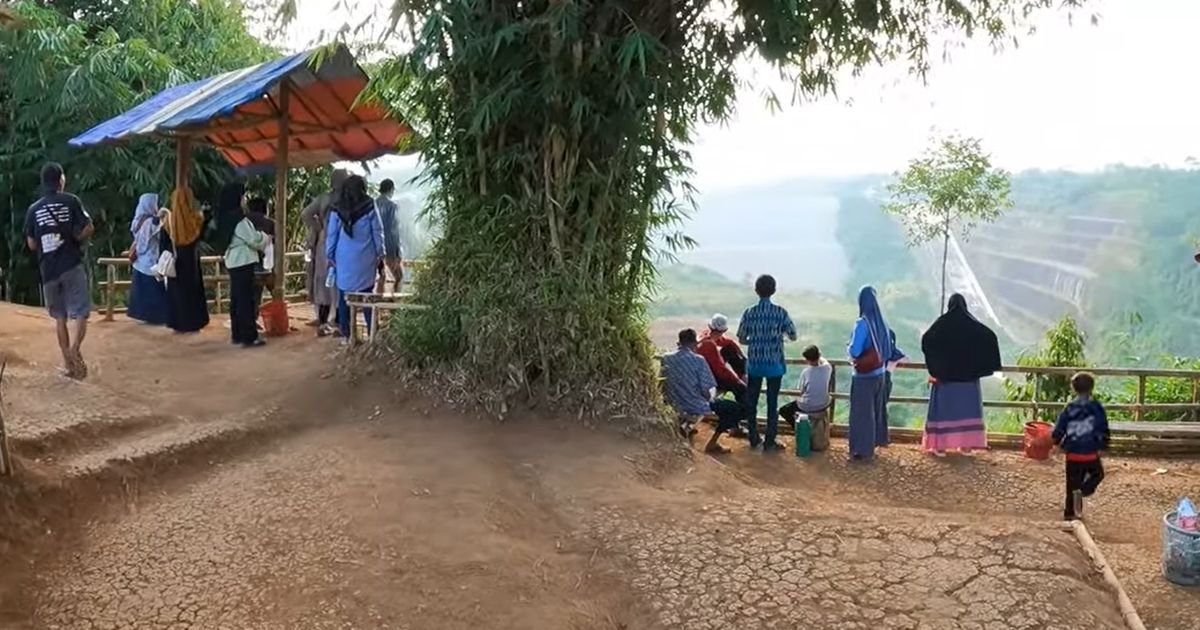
175,137,191,191
176,114,279,138
272,82,290,302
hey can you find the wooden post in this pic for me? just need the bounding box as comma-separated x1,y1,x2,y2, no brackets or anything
828,364,837,421
1135,375,1146,422
215,277,223,314
272,81,290,302
1191,378,1198,422
1032,373,1042,422
105,263,115,321
175,138,191,191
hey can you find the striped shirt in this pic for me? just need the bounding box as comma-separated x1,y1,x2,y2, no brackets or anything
662,348,716,417
736,299,797,378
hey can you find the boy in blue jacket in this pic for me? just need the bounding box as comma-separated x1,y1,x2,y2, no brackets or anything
1052,372,1110,520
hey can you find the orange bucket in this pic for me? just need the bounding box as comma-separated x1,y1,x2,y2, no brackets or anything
1023,421,1053,460
260,300,290,337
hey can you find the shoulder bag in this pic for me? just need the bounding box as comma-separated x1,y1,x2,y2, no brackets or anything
852,324,883,374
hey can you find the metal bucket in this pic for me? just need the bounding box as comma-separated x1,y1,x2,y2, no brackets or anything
1163,511,1200,586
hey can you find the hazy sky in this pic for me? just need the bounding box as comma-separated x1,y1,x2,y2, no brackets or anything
283,0,1199,193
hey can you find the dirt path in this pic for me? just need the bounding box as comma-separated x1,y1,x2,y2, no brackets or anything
0,304,1188,629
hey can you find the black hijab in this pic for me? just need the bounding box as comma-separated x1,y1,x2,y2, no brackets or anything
212,181,246,251
334,174,374,237
921,294,1002,382
246,197,275,236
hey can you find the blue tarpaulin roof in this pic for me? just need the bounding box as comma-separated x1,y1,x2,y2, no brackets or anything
69,45,409,171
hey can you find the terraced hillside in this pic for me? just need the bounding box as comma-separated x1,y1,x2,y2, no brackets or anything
958,210,1135,347
862,167,1200,362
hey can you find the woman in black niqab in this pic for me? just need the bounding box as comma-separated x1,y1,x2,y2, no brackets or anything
919,294,1000,456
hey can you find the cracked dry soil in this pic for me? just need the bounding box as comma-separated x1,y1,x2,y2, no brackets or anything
0,306,1154,628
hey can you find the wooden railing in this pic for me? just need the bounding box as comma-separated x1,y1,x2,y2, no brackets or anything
95,252,309,321
95,254,429,322
818,359,1200,424
662,354,1200,451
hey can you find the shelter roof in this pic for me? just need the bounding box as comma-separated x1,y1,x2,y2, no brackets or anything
69,44,409,170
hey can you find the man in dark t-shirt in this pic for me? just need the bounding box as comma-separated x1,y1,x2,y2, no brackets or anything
24,162,94,379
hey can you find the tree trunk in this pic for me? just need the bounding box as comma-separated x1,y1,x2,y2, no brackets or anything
940,211,951,314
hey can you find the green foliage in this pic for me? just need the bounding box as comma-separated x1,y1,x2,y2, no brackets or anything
1004,315,1087,421
0,0,277,303
350,0,1090,416
884,135,1012,309
1101,355,1200,423
994,167,1200,364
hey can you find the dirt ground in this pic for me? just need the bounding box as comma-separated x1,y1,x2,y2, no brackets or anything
0,303,1194,629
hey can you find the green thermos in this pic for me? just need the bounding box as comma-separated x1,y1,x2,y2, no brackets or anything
795,417,812,457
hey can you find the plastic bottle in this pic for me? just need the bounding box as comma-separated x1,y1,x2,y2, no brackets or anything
1178,498,1198,531
324,266,336,289
794,416,812,458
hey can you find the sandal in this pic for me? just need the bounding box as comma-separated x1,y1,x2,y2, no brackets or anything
704,444,731,455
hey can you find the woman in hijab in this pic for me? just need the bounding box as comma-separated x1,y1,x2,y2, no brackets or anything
161,187,210,333
326,174,384,340
222,185,270,348
126,193,169,325
920,294,1001,456
302,169,348,336
846,286,895,460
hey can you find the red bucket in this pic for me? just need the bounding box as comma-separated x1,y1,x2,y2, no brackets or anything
1023,421,1053,460
260,300,290,337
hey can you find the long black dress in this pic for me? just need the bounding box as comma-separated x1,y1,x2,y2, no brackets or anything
161,230,210,333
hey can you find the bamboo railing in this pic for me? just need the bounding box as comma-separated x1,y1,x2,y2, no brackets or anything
95,254,429,322
819,359,1200,425
662,355,1200,452
95,252,309,321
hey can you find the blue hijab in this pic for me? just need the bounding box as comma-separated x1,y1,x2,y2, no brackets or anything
130,193,158,234
858,286,899,362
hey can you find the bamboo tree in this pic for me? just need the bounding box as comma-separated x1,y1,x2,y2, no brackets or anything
346,0,1087,418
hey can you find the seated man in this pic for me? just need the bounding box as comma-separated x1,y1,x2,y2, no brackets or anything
780,345,833,425
662,328,743,454
698,313,749,438
780,345,834,451
697,313,746,398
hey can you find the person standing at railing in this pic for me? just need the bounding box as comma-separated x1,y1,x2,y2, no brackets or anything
326,175,385,341
846,286,894,460
161,187,210,333
126,193,169,326
374,178,404,295
24,162,93,379
245,197,275,310
302,169,348,337
920,293,1000,456
736,275,797,452
222,184,270,348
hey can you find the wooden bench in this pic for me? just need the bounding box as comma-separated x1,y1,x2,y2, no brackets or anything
343,292,429,345
1110,422,1200,440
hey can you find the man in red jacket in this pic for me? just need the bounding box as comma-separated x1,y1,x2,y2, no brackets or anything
698,314,749,438
697,314,747,399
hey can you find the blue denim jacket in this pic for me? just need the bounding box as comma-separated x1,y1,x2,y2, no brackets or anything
326,208,385,291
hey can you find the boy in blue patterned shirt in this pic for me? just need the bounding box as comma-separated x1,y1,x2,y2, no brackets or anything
736,275,797,451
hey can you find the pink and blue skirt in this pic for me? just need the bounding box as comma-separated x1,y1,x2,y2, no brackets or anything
923,380,988,452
